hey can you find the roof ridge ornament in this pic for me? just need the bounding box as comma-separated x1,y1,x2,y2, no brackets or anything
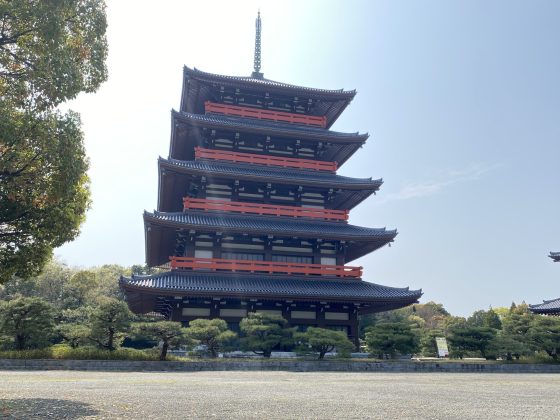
251,11,264,79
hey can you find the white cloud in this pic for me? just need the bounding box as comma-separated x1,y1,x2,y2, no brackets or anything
377,162,503,204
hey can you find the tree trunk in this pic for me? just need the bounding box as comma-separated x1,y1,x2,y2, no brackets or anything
107,328,115,351
16,334,25,351
160,341,169,361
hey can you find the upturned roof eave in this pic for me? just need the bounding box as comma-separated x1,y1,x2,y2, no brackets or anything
181,66,356,128
170,110,369,143
183,66,357,99
120,272,422,304
121,282,421,311
144,210,397,242
143,211,397,266
158,157,382,190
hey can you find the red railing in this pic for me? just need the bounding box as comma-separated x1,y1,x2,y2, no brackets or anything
183,198,348,222
169,256,362,278
194,147,337,172
205,101,327,128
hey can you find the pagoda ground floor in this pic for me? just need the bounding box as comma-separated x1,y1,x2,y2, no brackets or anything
157,296,360,346
120,270,422,349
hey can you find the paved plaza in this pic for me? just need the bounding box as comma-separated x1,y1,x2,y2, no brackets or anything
0,371,558,419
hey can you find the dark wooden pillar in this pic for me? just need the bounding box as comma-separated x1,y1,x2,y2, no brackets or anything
349,309,359,350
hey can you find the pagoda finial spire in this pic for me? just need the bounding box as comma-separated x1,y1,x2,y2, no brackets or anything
252,10,263,79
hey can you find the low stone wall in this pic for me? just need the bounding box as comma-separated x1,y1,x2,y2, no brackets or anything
1,359,560,373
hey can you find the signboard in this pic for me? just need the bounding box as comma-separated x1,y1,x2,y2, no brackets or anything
435,337,449,358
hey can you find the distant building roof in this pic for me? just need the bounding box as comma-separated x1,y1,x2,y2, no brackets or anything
529,297,560,315
120,271,421,314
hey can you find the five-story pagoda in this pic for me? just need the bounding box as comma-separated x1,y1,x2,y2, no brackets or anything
120,13,422,346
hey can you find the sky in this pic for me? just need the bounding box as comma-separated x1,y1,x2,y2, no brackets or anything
56,0,560,317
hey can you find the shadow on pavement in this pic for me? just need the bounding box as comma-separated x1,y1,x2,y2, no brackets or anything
0,398,99,419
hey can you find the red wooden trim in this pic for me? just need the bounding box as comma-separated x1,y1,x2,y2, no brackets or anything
205,101,327,128
183,198,349,222
194,147,337,172
169,256,362,278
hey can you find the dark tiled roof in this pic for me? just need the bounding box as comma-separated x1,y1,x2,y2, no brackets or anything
145,210,395,240
185,66,356,98
529,297,560,314
549,252,560,262
181,67,356,129
160,157,381,189
120,271,422,303
172,110,367,142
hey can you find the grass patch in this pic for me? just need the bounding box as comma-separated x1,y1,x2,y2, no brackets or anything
0,344,187,361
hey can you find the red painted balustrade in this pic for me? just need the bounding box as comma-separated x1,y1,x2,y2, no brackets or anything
169,256,362,278
194,147,337,172
205,101,327,128
183,198,349,222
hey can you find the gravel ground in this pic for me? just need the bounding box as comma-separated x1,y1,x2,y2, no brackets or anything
0,371,558,419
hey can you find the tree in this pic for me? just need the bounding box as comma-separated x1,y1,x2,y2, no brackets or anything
447,326,496,358
528,316,560,360
0,258,74,308
63,270,99,308
0,0,108,109
88,298,131,351
365,320,420,359
0,0,108,283
410,302,450,329
184,319,237,358
500,304,535,351
295,327,354,360
57,323,90,349
135,321,191,361
467,309,502,330
486,332,532,360
0,296,55,350
239,313,293,358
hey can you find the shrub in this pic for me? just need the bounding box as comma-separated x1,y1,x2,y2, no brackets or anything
295,327,354,359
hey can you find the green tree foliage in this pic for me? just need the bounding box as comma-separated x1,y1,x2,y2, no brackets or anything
447,326,496,358
0,0,108,109
0,296,55,350
486,332,532,360
467,309,502,330
528,316,560,360
239,313,293,358
64,270,99,308
295,327,354,360
365,320,419,359
0,259,131,310
0,0,108,283
57,323,90,349
184,318,237,358
135,321,191,361
0,109,90,281
88,298,131,351
500,303,535,351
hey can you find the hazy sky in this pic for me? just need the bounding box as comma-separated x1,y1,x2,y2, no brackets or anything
56,0,560,316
